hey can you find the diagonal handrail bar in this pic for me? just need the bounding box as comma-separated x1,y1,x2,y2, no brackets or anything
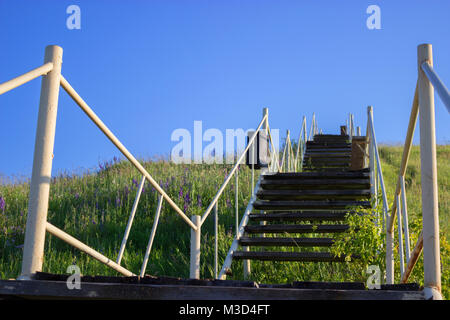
266,121,281,172
387,82,418,233
218,175,262,279
116,174,146,265
59,75,198,231
0,62,54,95
421,61,450,113
46,222,135,276
200,114,268,225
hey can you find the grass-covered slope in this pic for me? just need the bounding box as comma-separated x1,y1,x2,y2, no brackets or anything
0,146,448,298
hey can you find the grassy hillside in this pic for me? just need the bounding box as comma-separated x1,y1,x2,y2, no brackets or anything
0,146,448,298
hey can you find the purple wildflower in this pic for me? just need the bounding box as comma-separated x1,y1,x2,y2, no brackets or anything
0,196,5,212
132,178,139,188
197,195,202,208
115,196,122,208
178,187,183,200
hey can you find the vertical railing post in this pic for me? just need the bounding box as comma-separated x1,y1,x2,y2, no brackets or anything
400,176,411,262
397,195,405,278
214,202,218,279
20,45,63,280
190,215,201,279
417,43,442,299
367,107,376,207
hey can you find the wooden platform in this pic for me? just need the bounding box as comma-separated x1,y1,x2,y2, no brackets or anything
0,273,425,300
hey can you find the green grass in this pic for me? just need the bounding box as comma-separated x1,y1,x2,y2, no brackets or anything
0,146,448,298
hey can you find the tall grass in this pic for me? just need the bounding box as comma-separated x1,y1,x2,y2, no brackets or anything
0,146,448,298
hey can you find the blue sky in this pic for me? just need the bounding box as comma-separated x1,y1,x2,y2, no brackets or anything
0,0,449,179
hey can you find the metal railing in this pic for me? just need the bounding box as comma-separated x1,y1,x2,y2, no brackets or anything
0,45,284,280
366,44,447,300
218,112,318,279
279,114,314,173
1,45,207,279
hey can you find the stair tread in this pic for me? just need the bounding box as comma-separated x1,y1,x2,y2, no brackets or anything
304,154,351,158
263,169,369,179
261,179,370,185
232,251,348,262
248,211,351,221
238,237,335,247
257,190,370,201
258,189,370,195
244,224,350,234
253,200,371,210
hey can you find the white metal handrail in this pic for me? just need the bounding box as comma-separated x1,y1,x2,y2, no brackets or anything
421,61,450,113
199,112,268,226
367,107,389,228
218,176,262,279
199,108,283,279
294,116,307,172
367,44,444,299
0,62,54,95
0,45,208,280
59,75,196,230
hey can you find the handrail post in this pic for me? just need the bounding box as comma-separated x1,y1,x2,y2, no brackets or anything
367,107,376,207
190,215,202,279
214,202,218,279
400,176,411,262
397,195,405,278
19,45,63,280
417,43,442,299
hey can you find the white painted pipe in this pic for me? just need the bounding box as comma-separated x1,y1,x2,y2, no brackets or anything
140,195,164,277
235,169,239,235
190,215,202,279
0,62,54,95
387,82,419,232
46,222,134,276
266,121,281,172
367,107,376,207
421,61,450,113
368,109,393,283
117,175,146,265
397,195,405,278
20,46,63,280
214,202,218,279
369,111,389,222
59,76,197,231
417,44,442,299
200,114,267,225
400,176,411,262
219,177,261,279
401,231,423,284
243,245,251,280
251,138,255,195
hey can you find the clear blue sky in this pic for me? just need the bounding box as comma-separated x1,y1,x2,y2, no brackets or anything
1,0,449,179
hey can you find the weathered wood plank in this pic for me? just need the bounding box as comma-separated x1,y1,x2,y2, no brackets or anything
248,211,351,222
257,190,370,201
0,279,425,300
238,237,335,247
244,224,350,234
263,170,369,179
253,200,371,210
232,251,347,262
260,179,370,190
